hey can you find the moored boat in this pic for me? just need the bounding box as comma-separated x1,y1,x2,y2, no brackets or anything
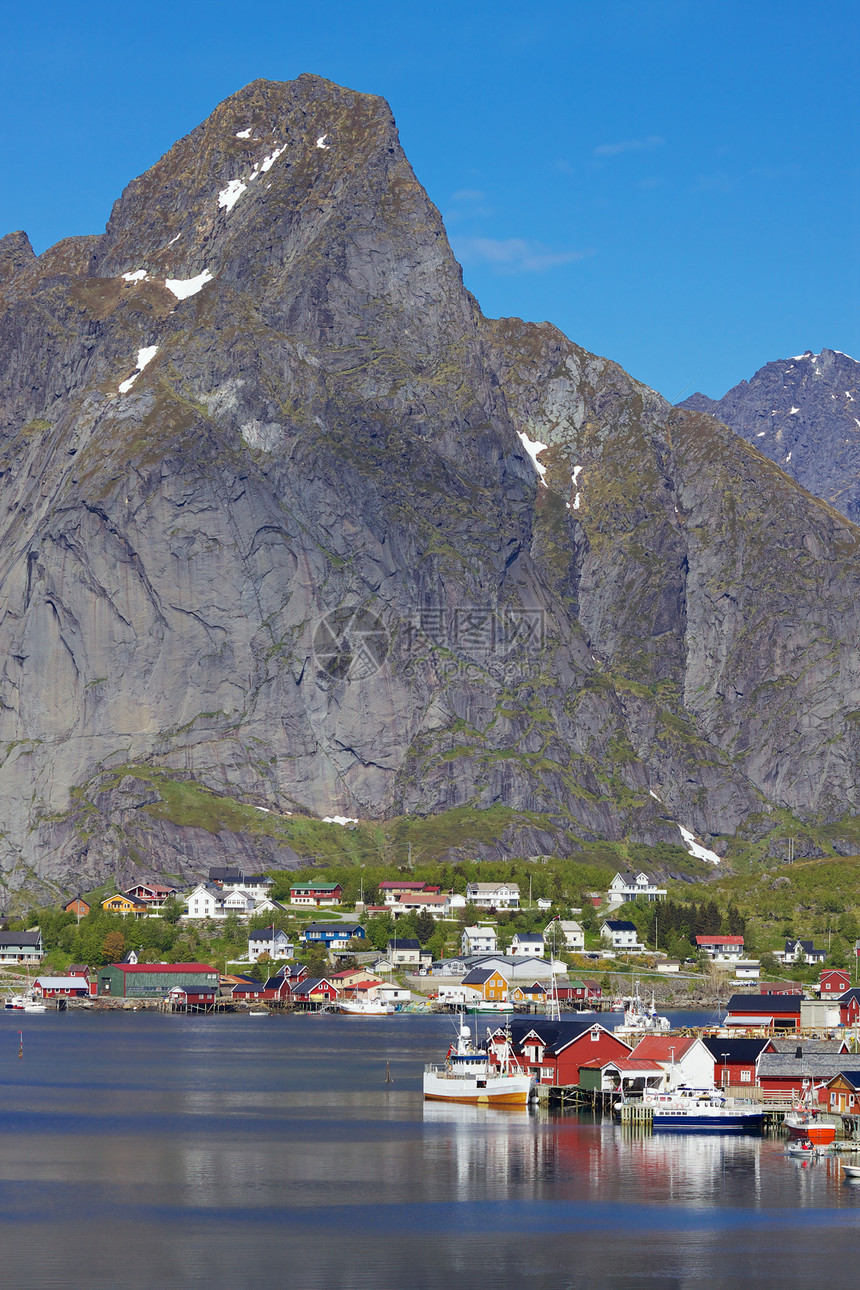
617,1086,764,1131
423,1020,536,1105
784,1084,837,1144
338,998,395,1015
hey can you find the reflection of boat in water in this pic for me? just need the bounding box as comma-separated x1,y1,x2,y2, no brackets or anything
423,1019,536,1105
784,1083,837,1145
617,1086,764,1131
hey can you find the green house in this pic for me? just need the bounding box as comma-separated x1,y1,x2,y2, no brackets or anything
97,962,219,998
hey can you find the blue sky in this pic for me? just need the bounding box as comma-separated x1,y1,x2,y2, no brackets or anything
1,0,857,399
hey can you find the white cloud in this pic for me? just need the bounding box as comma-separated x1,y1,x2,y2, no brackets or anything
594,135,665,157
452,236,590,274
451,188,486,202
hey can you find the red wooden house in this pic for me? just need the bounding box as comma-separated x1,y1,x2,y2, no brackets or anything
490,1018,632,1086
838,988,860,1026
820,969,851,1000
703,1037,771,1086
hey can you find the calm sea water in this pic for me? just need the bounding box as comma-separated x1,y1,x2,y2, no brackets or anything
2,1008,860,1290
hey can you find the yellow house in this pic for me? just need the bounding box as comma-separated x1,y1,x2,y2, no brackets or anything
511,983,545,1006
101,894,149,919
461,967,508,1002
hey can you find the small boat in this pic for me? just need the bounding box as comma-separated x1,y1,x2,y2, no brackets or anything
841,1161,860,1179
423,1019,536,1105
470,1001,514,1014
787,1138,825,1158
249,1009,269,1017
4,994,45,1013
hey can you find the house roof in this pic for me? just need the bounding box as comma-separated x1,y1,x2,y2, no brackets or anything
290,882,342,892
462,968,503,985
825,1071,860,1090
291,977,337,996
394,893,448,906
758,1054,856,1079
169,984,217,995
248,926,290,941
387,938,421,950
102,893,148,908
695,934,744,945
467,882,520,894
0,931,42,947
786,939,817,952
35,977,89,989
304,922,362,934
630,1036,699,1062
109,962,217,973
725,993,801,1014
504,1016,629,1057
379,880,429,890
767,1039,849,1055
603,920,637,932
513,933,544,943
702,1037,771,1064
840,988,860,1004
581,1056,664,1073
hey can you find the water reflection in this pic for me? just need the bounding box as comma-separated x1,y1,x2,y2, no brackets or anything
3,1011,860,1290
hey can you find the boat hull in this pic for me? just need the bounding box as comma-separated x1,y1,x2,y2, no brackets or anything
652,1112,764,1132
423,1066,534,1105
785,1116,836,1145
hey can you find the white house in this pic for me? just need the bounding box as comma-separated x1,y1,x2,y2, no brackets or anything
389,892,450,919
248,927,294,963
387,938,422,967
777,939,826,965
695,935,744,961
461,925,498,956
465,882,520,910
375,982,413,1005
547,920,584,952
185,884,224,920
629,1035,715,1090
734,959,761,981
607,871,667,906
510,933,546,958
600,919,641,950
536,897,553,911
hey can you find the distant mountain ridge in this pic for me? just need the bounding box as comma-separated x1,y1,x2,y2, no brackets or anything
679,349,860,523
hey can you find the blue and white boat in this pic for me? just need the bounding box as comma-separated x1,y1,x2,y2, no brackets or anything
618,1086,764,1132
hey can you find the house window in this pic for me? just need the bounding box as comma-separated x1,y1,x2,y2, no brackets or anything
740,1070,751,1082
591,1029,600,1041
831,1093,837,1106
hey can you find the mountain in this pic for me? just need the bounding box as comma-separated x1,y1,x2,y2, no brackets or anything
680,349,860,524
2,74,860,899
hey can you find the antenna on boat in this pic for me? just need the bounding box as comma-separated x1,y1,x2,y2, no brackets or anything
547,923,560,1021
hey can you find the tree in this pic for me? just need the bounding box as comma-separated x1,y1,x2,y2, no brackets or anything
160,897,183,924
414,912,435,944
102,930,126,962
249,962,264,982
305,946,328,978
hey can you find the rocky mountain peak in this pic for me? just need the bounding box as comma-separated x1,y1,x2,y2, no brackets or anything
2,76,860,896
679,348,860,522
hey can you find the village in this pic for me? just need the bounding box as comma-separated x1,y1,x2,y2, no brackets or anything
4,865,860,1129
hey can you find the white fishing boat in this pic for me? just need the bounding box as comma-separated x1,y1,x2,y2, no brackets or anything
841,1160,860,1179
338,998,395,1015
614,990,671,1037
423,1020,536,1105
4,993,46,1013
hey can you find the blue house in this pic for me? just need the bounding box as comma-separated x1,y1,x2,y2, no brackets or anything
301,922,365,947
